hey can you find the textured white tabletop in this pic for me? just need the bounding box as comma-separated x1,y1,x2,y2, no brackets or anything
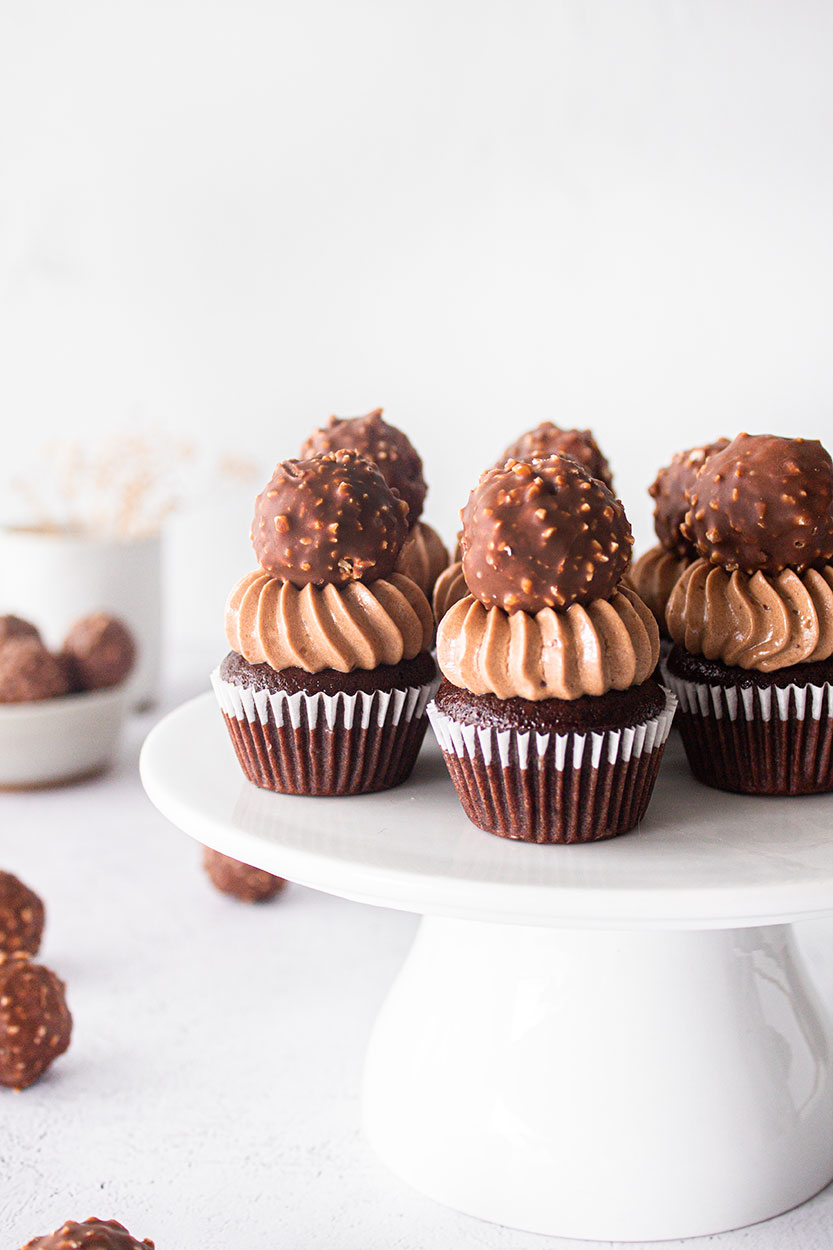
2,645,833,1250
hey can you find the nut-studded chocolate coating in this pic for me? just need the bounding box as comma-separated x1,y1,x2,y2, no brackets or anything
19,1218,154,1250
252,450,410,587
202,848,286,902
461,457,633,614
0,872,45,957
0,952,72,1089
497,424,613,490
300,409,427,526
649,438,729,557
682,433,833,574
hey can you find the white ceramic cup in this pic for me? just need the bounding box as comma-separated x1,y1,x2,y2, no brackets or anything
0,527,163,709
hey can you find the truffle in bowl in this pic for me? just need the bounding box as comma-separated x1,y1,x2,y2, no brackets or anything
0,612,134,789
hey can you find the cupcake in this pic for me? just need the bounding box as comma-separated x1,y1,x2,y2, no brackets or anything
300,409,449,598
428,456,675,842
664,433,833,795
213,450,437,796
630,438,729,634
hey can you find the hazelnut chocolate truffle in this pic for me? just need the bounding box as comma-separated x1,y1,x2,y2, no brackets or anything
0,615,40,648
497,424,613,489
0,872,45,957
461,456,633,614
19,1219,154,1250
649,438,730,558
0,636,69,703
300,409,427,525
0,952,72,1089
682,433,833,575
62,614,136,691
202,847,286,902
252,450,410,586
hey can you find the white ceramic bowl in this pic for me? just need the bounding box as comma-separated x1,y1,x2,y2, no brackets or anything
0,685,129,789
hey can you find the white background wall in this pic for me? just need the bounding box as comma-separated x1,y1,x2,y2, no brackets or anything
1,0,832,645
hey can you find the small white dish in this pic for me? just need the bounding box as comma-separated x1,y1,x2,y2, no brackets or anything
0,685,129,789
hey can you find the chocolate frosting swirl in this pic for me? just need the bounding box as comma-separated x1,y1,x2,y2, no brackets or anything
432,560,469,623
394,520,449,598
437,584,659,700
666,558,833,671
630,544,693,631
225,570,433,673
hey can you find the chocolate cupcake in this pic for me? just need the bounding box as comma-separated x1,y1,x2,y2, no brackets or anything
664,433,833,795
428,457,675,842
301,409,450,598
496,423,614,489
213,450,437,796
631,438,729,635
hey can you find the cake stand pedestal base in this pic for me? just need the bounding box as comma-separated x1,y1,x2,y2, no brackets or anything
363,917,833,1241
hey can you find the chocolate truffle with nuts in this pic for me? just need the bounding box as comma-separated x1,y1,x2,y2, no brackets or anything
300,409,450,598
62,613,136,691
682,433,833,574
252,449,410,586
301,409,427,525
19,1218,154,1250
0,636,70,703
429,455,672,843
216,449,437,797
0,952,72,1089
631,437,729,632
0,872,45,956
202,847,286,902
496,424,614,490
461,456,633,614
665,432,833,795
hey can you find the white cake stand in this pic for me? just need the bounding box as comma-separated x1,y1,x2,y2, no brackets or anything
140,693,833,1242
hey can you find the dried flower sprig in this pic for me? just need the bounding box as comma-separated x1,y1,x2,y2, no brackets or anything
8,433,258,539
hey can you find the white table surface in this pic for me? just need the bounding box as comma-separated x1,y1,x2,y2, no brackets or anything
3,641,833,1250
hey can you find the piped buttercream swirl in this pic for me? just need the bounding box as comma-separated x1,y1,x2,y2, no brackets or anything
394,521,450,598
226,570,433,673
432,560,469,623
630,544,693,632
665,559,833,671
437,584,659,701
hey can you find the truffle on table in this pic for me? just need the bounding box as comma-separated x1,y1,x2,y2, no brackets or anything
0,871,45,957
0,615,41,649
203,847,286,902
0,636,70,703
62,614,136,692
0,952,72,1089
19,1218,154,1250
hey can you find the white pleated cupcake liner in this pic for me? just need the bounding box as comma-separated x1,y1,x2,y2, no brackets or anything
664,672,833,794
212,668,438,796
427,689,676,843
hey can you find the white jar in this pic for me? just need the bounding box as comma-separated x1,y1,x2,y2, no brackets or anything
0,527,163,709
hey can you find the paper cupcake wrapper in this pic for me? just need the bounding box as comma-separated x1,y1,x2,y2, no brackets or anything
212,669,438,796
427,689,676,843
665,672,833,795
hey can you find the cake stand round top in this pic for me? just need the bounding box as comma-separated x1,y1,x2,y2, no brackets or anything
141,692,833,930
